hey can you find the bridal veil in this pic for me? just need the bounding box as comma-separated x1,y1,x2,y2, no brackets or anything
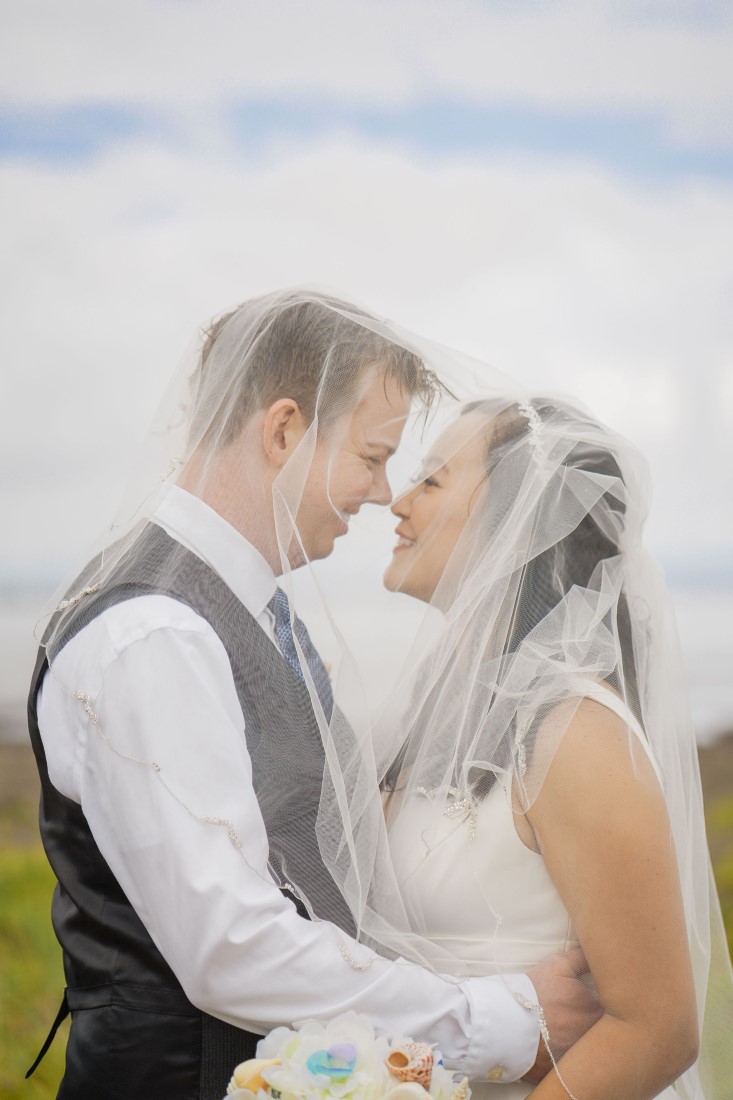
40,289,732,1096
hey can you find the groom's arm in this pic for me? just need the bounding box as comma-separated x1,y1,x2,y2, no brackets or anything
39,596,565,1083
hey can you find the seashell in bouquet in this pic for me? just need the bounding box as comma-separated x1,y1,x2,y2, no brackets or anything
225,1013,469,1100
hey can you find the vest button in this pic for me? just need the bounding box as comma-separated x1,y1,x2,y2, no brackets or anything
487,1065,504,1081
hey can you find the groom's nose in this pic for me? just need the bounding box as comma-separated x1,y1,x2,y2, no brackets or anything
368,467,393,506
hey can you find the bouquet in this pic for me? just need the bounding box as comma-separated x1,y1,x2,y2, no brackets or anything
225,1013,470,1100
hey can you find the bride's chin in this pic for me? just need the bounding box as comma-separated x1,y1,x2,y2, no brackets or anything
382,567,399,593
383,562,428,601
383,560,410,594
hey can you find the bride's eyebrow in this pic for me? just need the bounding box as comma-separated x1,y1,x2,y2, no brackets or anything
424,456,449,473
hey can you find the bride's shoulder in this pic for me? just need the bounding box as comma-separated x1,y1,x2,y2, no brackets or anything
526,691,661,809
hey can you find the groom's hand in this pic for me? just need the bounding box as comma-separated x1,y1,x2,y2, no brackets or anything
522,947,602,1084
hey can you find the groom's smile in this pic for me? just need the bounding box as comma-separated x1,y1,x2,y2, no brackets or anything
295,366,411,563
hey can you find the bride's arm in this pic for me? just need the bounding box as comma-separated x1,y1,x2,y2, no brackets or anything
522,699,698,1098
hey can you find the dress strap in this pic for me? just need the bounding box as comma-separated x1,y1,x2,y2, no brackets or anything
568,679,663,784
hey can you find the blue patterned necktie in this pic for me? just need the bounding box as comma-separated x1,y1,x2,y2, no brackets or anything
268,587,334,720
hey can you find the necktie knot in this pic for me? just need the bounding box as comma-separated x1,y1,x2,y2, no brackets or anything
268,587,333,720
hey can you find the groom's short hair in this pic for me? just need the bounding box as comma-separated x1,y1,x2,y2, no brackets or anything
191,292,441,448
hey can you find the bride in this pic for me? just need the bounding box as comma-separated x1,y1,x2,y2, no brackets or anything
352,396,728,1098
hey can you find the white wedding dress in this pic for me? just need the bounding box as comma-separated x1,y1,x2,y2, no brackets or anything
387,684,678,1098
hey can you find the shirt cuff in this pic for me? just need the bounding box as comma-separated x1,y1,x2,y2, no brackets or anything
446,973,540,1084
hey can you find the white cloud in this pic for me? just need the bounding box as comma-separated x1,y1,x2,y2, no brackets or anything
1,135,732,580
2,0,733,147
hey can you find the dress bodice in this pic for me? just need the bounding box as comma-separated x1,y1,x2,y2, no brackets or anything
387,684,674,1098
388,772,578,978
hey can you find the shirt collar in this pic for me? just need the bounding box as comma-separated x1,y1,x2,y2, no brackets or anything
153,485,277,619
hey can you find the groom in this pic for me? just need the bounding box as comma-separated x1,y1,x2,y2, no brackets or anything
28,293,599,1099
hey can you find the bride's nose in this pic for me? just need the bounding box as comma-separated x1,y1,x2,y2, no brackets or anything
391,485,415,518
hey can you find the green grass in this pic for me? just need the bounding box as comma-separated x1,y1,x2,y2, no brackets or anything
0,834,69,1099
1,796,732,1100
708,796,733,959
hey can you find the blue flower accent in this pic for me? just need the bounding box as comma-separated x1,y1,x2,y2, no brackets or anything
306,1043,358,1080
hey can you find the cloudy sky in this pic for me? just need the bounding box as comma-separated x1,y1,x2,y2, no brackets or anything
2,0,732,588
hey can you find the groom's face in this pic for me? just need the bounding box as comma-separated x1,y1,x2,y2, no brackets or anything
293,368,411,564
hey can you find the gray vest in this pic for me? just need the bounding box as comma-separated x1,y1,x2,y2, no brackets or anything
27,523,354,1100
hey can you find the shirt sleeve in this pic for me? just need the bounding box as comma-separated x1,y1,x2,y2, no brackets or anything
38,597,539,1083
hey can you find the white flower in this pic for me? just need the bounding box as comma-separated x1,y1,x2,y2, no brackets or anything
254,1013,392,1100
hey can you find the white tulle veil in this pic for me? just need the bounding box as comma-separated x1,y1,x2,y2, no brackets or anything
38,288,732,1097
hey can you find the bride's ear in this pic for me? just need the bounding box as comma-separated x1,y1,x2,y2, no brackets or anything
262,398,308,469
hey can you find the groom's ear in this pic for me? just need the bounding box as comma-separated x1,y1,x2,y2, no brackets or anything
262,398,308,468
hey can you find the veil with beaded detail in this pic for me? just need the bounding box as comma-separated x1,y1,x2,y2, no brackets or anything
37,290,733,1097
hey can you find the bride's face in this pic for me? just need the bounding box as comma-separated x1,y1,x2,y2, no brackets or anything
383,410,489,602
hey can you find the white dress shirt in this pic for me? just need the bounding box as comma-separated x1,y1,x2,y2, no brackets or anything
37,485,539,1083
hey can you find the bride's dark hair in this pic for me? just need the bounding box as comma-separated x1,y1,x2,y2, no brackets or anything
463,398,643,797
